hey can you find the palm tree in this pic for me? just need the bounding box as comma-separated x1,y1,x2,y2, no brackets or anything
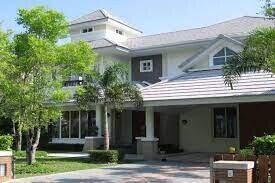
223,0,275,87
76,63,142,150
223,27,275,89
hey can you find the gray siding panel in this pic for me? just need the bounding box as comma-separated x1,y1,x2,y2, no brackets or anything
131,55,162,84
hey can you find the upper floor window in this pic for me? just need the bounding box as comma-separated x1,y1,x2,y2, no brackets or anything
140,60,153,72
116,29,123,35
213,107,237,138
82,27,94,33
212,47,236,66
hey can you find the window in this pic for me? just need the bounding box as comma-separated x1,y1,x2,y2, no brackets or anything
81,110,96,138
213,107,237,138
61,111,69,138
0,164,6,176
140,60,153,72
71,111,79,138
212,47,236,66
116,29,123,35
82,27,94,33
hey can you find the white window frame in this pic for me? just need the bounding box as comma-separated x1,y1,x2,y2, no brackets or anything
209,47,236,67
140,60,153,72
0,164,6,177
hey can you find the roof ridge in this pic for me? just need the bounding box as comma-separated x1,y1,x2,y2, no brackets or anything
124,16,269,41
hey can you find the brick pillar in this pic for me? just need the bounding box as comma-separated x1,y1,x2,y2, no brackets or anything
213,160,254,183
0,151,13,182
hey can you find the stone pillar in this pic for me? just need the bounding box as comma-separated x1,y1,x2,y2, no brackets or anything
139,107,159,160
96,105,102,137
213,160,254,183
0,151,12,182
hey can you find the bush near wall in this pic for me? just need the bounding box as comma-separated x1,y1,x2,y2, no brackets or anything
14,151,48,158
88,150,123,163
0,135,13,150
250,134,275,155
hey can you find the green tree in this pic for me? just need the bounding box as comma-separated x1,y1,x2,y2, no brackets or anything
76,63,142,150
261,0,275,17
0,6,96,164
223,0,275,87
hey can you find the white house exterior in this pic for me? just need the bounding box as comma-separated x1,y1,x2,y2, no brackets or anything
49,9,275,158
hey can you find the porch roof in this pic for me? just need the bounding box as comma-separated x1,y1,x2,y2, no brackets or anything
141,69,275,106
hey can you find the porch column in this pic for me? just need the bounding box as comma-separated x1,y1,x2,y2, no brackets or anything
96,105,102,137
137,106,159,160
145,107,154,139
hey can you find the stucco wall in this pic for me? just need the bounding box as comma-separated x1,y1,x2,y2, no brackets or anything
179,105,239,152
159,113,179,145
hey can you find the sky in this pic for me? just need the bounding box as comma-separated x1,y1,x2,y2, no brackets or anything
0,0,264,35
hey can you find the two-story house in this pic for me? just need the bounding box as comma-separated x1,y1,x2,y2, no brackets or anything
49,9,275,159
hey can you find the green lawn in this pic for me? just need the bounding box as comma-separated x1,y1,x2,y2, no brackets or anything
16,157,107,178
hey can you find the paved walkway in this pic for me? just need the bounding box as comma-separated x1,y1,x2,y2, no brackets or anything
48,152,89,158
11,161,209,183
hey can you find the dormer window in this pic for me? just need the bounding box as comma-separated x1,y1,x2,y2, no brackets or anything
116,29,123,35
212,47,236,66
140,60,153,72
81,27,94,33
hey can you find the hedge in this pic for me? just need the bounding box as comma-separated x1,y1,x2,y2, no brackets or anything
14,151,48,158
88,150,123,163
0,135,13,150
251,134,275,155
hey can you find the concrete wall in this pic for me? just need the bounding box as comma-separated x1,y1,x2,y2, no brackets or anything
179,105,239,152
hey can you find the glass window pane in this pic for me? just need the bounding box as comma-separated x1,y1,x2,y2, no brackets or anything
214,48,225,57
0,164,6,176
226,48,236,56
214,108,226,138
88,110,96,136
61,112,69,138
49,119,59,138
226,107,237,138
213,57,226,65
71,111,79,138
81,111,88,138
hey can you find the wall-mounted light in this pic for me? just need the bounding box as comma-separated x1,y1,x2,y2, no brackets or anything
181,120,188,125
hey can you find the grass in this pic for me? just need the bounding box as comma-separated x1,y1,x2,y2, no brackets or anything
16,157,108,178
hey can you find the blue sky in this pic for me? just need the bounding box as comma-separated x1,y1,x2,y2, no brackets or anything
0,0,263,35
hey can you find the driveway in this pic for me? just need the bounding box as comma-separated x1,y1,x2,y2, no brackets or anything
11,161,209,183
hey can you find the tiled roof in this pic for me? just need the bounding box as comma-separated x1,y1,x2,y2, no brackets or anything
70,9,141,32
141,69,275,102
122,16,274,50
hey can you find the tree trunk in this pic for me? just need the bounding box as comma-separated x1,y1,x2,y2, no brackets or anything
104,104,109,150
15,124,22,151
26,128,41,165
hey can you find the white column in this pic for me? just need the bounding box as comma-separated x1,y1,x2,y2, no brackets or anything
145,107,154,139
96,105,102,137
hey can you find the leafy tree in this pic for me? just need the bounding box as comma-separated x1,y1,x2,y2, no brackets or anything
261,0,275,17
0,6,96,164
76,63,142,150
223,0,275,87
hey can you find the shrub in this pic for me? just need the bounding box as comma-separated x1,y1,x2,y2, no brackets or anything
0,135,13,150
14,151,48,158
239,148,254,157
89,150,123,163
250,134,275,155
